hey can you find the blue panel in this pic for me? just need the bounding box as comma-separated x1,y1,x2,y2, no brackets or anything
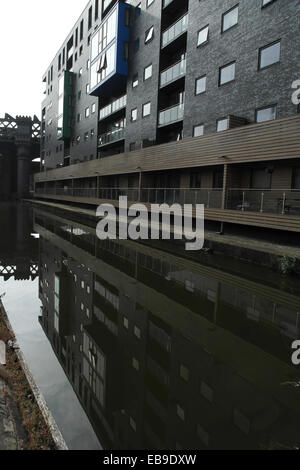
89,1,131,97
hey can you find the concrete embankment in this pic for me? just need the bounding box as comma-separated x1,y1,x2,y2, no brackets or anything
25,198,300,274
0,299,68,450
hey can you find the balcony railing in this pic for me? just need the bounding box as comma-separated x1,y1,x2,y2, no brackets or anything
34,187,300,217
158,103,184,127
162,13,188,48
160,58,186,88
98,128,125,147
226,189,300,215
99,95,127,121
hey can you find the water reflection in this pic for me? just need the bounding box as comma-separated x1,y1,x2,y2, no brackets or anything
33,207,300,450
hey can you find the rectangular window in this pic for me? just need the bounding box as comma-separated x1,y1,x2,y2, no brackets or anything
85,107,90,118
222,5,239,32
197,25,209,46
217,118,228,132
145,26,154,44
259,41,280,69
88,6,93,30
143,102,151,117
132,73,139,88
251,168,272,189
80,19,84,41
195,76,207,95
219,62,235,85
292,168,300,189
131,108,137,122
144,64,152,80
193,124,204,137
256,105,277,123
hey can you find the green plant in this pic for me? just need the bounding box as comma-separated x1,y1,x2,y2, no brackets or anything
279,256,296,275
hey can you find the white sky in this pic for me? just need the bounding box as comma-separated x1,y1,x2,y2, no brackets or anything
0,0,88,119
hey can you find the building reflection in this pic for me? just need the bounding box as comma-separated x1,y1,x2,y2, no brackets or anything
34,209,300,450
0,203,38,281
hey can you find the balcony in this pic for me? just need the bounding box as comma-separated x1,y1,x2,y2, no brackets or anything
162,13,188,49
158,103,184,127
98,127,125,147
160,58,186,88
99,95,127,121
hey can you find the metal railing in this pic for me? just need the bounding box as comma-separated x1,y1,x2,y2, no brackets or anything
160,58,186,88
34,187,300,216
226,189,300,215
35,187,223,208
158,103,184,127
98,127,125,146
162,13,188,48
99,95,127,121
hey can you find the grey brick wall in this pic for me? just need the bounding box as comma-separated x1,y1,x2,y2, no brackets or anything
183,0,300,137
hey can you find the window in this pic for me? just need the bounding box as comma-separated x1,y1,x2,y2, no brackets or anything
251,168,272,190
200,381,213,403
190,172,202,188
293,168,300,189
88,6,93,30
86,83,90,93
132,73,139,88
123,317,129,329
144,64,152,80
256,105,277,123
134,326,141,338
92,103,96,113
222,5,239,32
145,26,154,44
195,76,206,95
213,169,224,188
180,365,189,382
147,0,154,6
219,62,235,85
259,41,280,69
217,118,228,132
142,102,151,117
131,108,137,122
85,107,90,118
197,25,209,46
193,124,204,137
176,405,185,421
262,0,276,6
197,425,210,447
84,132,89,141
79,68,83,77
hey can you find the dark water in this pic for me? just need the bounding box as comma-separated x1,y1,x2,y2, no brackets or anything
1,202,300,450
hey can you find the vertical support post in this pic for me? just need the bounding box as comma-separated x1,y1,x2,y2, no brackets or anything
221,164,229,210
282,192,286,215
260,192,264,213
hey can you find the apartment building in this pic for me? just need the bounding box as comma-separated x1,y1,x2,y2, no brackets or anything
36,0,300,235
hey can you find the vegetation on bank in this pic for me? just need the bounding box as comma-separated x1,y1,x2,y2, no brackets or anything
0,302,56,450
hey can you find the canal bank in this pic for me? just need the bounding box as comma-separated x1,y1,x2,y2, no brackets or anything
25,199,300,275
0,299,67,450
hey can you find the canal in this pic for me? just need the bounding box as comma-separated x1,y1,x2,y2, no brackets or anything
1,202,300,450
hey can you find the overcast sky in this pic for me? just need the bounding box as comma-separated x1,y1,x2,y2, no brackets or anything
0,0,88,119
